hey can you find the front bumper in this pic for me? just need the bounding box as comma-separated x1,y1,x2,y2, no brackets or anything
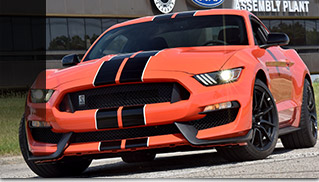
27,126,253,162
25,70,254,161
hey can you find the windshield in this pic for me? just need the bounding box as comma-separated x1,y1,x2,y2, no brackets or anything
83,15,248,61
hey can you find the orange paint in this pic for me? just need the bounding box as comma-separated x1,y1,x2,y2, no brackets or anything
121,140,126,149
115,58,129,84
25,9,311,160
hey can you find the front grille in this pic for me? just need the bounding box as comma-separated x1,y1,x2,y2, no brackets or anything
30,108,238,144
61,83,189,111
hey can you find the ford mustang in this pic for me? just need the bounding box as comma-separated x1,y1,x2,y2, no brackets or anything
19,9,317,177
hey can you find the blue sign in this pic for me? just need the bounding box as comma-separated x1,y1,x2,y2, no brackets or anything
190,0,224,8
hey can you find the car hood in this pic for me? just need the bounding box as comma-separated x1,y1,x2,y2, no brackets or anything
146,47,241,74
44,47,244,89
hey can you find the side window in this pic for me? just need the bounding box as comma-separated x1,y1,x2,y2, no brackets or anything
251,20,268,45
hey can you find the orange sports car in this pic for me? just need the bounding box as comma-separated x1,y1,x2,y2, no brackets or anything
19,9,317,177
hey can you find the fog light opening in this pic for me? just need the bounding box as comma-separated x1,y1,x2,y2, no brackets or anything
29,121,51,128
203,101,232,113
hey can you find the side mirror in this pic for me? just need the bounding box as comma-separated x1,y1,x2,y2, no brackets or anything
62,54,80,67
260,33,290,49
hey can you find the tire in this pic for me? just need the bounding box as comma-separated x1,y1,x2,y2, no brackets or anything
121,151,156,163
217,79,279,161
19,116,92,177
280,79,317,149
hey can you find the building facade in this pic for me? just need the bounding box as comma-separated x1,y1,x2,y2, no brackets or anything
45,0,319,54
0,0,318,87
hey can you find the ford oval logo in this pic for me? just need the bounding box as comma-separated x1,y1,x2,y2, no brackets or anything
190,0,224,8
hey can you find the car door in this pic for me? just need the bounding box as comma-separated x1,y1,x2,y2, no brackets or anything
251,18,295,126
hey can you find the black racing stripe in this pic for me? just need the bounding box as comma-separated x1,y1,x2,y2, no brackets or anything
120,51,158,83
125,138,148,149
153,13,173,21
96,108,118,129
100,141,121,151
122,106,145,127
266,49,281,75
94,53,133,86
175,11,196,18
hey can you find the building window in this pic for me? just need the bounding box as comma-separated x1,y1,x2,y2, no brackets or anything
280,20,293,46
46,18,51,50
261,20,270,30
264,19,319,46
117,19,130,23
44,18,319,51
268,20,281,32
49,18,69,50
305,20,317,45
45,17,136,50
12,17,33,51
0,17,13,51
84,18,102,48
102,19,117,31
68,18,85,50
31,17,46,51
293,20,306,46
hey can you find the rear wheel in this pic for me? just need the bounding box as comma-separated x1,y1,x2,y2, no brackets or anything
19,116,91,177
121,151,156,163
280,79,317,149
217,79,279,161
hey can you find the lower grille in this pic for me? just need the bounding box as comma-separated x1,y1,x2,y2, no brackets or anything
30,108,239,144
73,124,179,143
30,128,63,144
189,108,239,130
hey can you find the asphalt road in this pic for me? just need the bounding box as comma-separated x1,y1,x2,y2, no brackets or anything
1,139,318,178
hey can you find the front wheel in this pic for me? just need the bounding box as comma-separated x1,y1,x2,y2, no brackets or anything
19,116,92,177
217,79,279,161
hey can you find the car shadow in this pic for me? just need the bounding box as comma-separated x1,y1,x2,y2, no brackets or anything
75,146,294,178
272,147,293,155
77,151,227,178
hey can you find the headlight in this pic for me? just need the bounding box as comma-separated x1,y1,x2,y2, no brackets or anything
194,68,242,86
30,89,55,103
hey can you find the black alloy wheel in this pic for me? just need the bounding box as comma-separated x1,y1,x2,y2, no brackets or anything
251,80,278,150
306,84,318,139
281,79,317,148
216,79,279,161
